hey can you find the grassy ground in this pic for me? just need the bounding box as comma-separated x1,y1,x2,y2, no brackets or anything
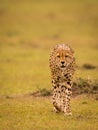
0,95,98,130
0,0,98,129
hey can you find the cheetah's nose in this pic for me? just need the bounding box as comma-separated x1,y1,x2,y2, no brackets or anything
61,61,65,64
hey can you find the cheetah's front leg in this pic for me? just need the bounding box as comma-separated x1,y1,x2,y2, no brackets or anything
52,83,61,113
64,87,72,116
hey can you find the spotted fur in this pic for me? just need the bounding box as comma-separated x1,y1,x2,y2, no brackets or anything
49,44,75,115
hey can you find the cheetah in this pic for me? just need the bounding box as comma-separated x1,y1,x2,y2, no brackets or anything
49,44,75,115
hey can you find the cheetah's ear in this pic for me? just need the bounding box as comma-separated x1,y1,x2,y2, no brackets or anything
54,44,59,49
67,44,74,54
70,48,74,54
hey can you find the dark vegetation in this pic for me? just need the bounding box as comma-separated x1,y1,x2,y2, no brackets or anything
3,78,98,100
30,78,98,97
82,63,97,69
72,78,98,95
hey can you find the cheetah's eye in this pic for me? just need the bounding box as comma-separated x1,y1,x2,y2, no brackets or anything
57,55,60,58
65,55,68,58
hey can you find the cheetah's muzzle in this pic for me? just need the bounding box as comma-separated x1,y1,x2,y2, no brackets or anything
61,65,65,68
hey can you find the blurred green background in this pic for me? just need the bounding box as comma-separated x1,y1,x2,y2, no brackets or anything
0,0,98,96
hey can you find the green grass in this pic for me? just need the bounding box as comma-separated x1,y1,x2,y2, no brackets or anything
0,95,98,130
0,0,98,129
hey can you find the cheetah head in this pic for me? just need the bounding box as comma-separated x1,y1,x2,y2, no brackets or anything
52,44,74,68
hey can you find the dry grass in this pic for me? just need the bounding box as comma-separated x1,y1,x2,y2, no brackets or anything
0,95,98,130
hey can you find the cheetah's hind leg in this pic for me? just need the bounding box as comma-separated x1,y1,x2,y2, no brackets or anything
53,102,61,113
53,107,60,113
64,112,72,116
